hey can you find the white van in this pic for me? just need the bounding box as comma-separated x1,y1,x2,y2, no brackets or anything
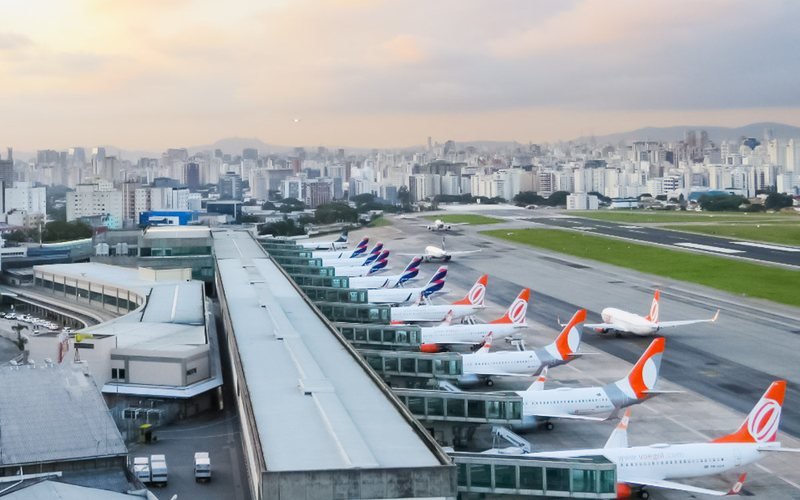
194,452,211,482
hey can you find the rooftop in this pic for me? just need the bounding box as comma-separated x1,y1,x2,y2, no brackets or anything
213,229,445,472
0,364,127,466
4,480,139,500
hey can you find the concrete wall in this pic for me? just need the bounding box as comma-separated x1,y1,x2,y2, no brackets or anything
262,467,457,500
127,359,183,386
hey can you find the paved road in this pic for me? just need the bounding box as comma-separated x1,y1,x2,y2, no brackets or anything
384,218,800,438
530,216,800,267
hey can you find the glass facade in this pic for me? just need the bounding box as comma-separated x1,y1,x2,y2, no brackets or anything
336,323,423,348
33,270,145,314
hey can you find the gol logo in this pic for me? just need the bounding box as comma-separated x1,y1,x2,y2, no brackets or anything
468,283,486,305
508,298,527,323
747,398,781,443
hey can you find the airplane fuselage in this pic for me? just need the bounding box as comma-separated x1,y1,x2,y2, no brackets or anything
423,246,451,262
390,304,484,323
517,386,616,426
460,343,571,383
601,308,658,336
335,265,385,277
421,323,520,345
322,256,369,267
367,288,425,305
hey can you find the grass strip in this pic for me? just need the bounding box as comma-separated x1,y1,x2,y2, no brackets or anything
423,214,503,225
571,210,798,224
481,228,800,307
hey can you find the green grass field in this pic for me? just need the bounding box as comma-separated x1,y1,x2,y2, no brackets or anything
662,224,800,246
423,214,503,225
572,210,798,224
368,217,393,227
481,228,800,307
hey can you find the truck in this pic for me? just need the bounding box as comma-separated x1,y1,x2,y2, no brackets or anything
149,454,168,486
132,456,151,484
194,451,211,482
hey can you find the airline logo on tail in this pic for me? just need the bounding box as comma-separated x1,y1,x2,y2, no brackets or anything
626,337,665,399
491,288,530,325
713,380,786,444
453,274,488,306
362,242,384,265
349,237,370,258
397,257,423,285
645,290,660,322
422,266,447,298
368,250,390,274
553,309,586,359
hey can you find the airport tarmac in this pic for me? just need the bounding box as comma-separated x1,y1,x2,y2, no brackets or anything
345,217,800,499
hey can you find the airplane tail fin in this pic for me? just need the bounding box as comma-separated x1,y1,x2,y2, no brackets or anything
491,288,530,325
335,231,348,243
548,309,586,360
525,366,548,392
476,332,493,354
349,237,370,258
362,242,384,265
645,289,660,322
452,274,488,306
713,380,786,444
604,409,632,449
421,266,447,298
367,250,390,274
613,337,666,400
440,309,454,326
397,257,423,286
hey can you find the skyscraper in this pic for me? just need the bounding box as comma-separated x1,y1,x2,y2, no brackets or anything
218,172,243,200
0,148,14,188
185,162,201,189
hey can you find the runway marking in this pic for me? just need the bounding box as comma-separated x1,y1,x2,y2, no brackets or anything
620,226,643,229
756,463,800,491
627,230,648,234
730,241,800,253
779,475,800,491
674,242,745,254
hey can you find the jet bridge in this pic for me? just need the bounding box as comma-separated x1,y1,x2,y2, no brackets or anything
336,322,423,350
291,274,350,288
393,388,523,447
359,349,462,386
449,452,617,498
270,255,324,267
300,286,369,304
314,301,391,323
279,264,337,277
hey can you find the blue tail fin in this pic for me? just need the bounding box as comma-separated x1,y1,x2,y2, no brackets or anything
362,242,384,266
349,237,370,258
368,250,390,274
421,266,447,298
396,257,423,286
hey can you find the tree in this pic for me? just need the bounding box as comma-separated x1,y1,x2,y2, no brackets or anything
545,191,569,207
699,194,748,212
764,193,793,211
351,193,376,205
513,191,546,206
397,186,411,209
41,221,92,242
588,191,611,204
315,203,358,224
262,201,277,210
11,323,27,351
279,198,306,213
258,218,305,237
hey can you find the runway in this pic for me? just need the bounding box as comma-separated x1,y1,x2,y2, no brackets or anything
530,216,800,267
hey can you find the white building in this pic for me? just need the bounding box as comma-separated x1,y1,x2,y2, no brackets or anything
67,184,123,229
566,193,599,210
5,182,46,217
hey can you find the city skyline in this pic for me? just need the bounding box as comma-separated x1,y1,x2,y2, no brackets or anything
3,0,800,151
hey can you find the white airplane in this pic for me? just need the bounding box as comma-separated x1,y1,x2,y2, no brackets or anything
349,257,423,289
401,236,481,262
521,380,797,498
418,288,532,352
320,242,384,267
334,250,390,277
297,231,349,250
456,309,587,386
512,337,670,430
586,290,720,336
312,237,369,260
422,218,469,231
367,266,447,305
390,274,487,323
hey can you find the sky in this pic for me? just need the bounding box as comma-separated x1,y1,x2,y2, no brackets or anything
1,0,800,151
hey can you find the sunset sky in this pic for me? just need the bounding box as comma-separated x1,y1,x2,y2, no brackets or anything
2,0,799,151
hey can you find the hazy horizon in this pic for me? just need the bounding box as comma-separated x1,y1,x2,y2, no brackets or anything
3,0,800,151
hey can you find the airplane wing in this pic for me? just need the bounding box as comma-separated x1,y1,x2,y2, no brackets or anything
472,371,537,378
625,472,746,496
447,250,482,256
656,310,720,329
533,412,609,421
584,322,617,330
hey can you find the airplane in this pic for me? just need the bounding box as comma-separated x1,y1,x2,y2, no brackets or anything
586,290,720,336
422,218,469,231
401,236,481,262
311,237,369,260
512,337,670,430
334,250,390,277
521,380,797,498
349,257,423,289
390,274,487,323
456,309,587,386
319,242,384,267
366,266,447,305
297,231,349,250
417,288,533,353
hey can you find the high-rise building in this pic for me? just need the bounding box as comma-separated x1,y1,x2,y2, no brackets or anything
185,162,201,189
0,148,13,187
66,184,123,229
218,172,243,200
4,182,47,217
305,178,333,208
242,148,258,161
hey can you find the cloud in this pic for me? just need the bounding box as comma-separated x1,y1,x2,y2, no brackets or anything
0,32,32,51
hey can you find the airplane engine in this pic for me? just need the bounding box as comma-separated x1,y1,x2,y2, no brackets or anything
615,483,634,498
420,343,443,353
443,255,452,262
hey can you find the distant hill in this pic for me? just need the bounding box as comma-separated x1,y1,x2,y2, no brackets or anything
187,137,294,155
575,122,800,145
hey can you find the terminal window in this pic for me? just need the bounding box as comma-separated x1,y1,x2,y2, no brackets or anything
111,368,126,380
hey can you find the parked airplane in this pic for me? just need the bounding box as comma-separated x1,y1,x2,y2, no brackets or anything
349,257,423,289
586,290,720,336
366,266,447,305
297,231,349,250
312,237,369,260
456,309,587,386
418,288,532,353
320,242,384,267
423,219,469,231
334,250,390,277
523,380,796,498
512,337,669,430
390,274,488,323
401,236,481,262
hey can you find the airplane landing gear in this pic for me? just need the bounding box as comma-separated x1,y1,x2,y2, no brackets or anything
484,378,494,387
544,422,554,431
637,488,650,499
